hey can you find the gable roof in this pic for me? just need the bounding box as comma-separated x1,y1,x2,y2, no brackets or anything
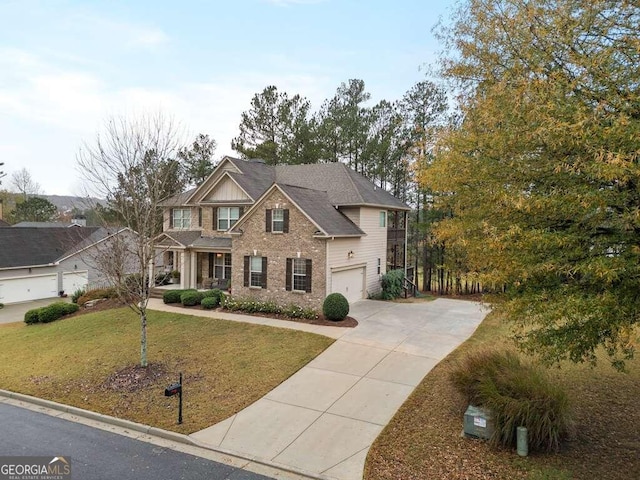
162,157,408,210
0,227,107,269
13,221,79,228
278,184,365,237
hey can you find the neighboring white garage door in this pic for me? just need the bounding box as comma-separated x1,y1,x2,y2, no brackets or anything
331,267,365,303
62,271,89,295
0,274,58,304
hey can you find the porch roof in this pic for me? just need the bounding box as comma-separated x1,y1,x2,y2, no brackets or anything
157,230,231,249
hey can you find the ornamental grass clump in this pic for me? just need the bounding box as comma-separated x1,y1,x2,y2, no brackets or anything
451,349,572,453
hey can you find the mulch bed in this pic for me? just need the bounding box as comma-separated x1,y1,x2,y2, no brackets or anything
76,298,358,328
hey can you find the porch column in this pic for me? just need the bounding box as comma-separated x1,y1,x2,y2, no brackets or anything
190,252,197,288
180,251,186,289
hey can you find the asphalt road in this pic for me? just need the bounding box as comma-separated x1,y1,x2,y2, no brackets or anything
0,403,274,480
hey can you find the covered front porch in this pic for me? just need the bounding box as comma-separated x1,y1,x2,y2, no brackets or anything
155,231,232,291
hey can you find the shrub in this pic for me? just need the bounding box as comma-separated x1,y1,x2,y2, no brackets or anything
71,288,86,304
155,272,171,286
181,291,204,306
201,297,218,309
201,289,223,308
322,293,349,321
163,289,185,304
451,350,572,453
0,303,4,309
381,269,404,300
24,302,79,325
282,304,318,320
24,308,43,324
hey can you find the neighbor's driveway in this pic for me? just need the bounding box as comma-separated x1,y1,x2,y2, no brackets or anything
0,297,69,324
190,298,488,480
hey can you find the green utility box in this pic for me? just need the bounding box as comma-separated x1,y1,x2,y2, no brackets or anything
463,405,494,440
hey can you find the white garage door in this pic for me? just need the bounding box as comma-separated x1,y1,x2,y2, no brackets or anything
331,267,365,303
0,274,58,304
62,271,88,295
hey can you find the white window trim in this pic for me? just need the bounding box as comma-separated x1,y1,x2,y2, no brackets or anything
250,256,263,288
218,207,240,231
173,208,191,229
272,208,284,233
292,258,306,292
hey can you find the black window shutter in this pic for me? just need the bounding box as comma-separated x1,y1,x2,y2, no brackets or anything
261,257,268,288
209,253,214,278
212,207,217,230
305,259,312,293
283,209,289,233
265,209,272,232
198,207,203,227
286,258,292,291
243,256,250,287
169,208,174,228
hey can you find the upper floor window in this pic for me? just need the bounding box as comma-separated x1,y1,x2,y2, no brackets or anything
379,211,387,228
266,208,289,233
272,208,284,233
218,207,240,231
172,208,191,229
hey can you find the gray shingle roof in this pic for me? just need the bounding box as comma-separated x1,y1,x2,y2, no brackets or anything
13,221,76,228
227,158,275,200
0,227,105,268
158,188,197,207
158,230,231,249
279,185,364,237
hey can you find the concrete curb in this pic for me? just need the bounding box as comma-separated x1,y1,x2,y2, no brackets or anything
0,389,329,480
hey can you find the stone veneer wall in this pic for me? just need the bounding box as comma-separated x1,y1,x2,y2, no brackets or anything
231,189,327,310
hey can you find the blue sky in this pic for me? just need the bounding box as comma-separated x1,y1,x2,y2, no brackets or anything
0,0,456,195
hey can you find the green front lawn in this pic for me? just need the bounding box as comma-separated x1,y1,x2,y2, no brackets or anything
365,312,640,480
0,308,333,434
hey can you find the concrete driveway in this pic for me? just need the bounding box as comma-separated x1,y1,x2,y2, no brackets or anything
0,297,69,324
190,298,488,480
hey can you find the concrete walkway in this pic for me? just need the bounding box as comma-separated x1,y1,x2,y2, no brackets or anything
153,298,487,480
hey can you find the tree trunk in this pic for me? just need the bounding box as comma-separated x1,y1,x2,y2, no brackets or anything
140,308,148,367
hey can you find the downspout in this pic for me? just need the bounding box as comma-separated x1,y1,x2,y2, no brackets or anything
404,210,408,280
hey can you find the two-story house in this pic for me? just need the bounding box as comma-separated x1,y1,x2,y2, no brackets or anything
156,156,409,308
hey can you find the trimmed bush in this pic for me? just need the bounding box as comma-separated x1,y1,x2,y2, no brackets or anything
381,269,404,300
163,289,185,304
451,350,572,453
220,296,318,320
155,272,171,286
24,302,80,325
24,308,42,324
181,291,204,306
201,289,223,308
322,293,349,321
71,288,86,304
201,297,218,309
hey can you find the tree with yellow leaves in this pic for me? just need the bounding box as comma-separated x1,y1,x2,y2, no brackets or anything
421,0,640,369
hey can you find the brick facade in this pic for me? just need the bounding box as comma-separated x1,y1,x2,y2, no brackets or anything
231,189,327,309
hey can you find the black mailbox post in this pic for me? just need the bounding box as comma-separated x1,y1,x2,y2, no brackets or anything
164,373,183,424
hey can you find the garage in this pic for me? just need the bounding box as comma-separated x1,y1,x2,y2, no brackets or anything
0,274,58,304
331,266,365,303
62,270,89,296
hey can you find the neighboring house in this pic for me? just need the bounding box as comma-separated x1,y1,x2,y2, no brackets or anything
157,157,410,308
0,227,137,304
12,218,87,228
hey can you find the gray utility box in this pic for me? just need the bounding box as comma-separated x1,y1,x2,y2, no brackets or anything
463,405,494,440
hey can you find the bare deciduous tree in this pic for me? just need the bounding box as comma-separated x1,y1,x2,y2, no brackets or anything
77,112,186,367
11,168,42,199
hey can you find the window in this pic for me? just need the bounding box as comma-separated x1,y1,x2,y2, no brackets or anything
244,256,267,288
173,208,191,229
198,207,203,227
214,253,231,279
218,207,240,231
266,208,289,233
272,208,284,233
379,211,387,227
286,258,312,293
